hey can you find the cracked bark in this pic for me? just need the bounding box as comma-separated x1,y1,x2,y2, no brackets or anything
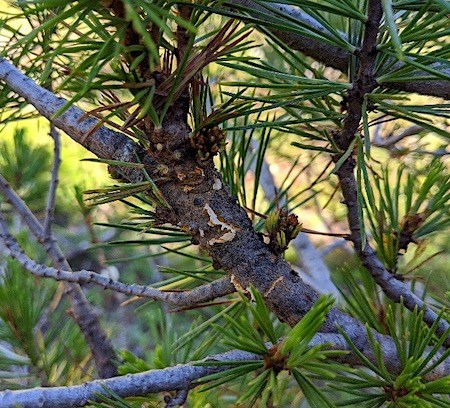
0,0,449,380
0,2,448,404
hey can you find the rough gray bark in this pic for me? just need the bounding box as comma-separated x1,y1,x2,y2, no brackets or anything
1,0,449,392
0,1,449,405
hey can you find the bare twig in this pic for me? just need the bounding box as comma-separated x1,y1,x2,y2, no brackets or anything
0,218,235,305
333,0,450,346
0,174,117,378
413,148,449,157
372,124,449,156
43,125,61,237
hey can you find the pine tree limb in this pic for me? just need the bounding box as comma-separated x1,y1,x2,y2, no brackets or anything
0,332,447,408
0,57,447,379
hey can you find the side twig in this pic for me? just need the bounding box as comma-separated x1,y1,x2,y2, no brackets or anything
0,217,235,306
372,124,423,148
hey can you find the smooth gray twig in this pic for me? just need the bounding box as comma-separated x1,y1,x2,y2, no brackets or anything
0,331,447,408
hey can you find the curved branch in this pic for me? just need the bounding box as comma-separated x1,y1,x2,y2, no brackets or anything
0,58,448,379
0,216,235,305
228,0,350,71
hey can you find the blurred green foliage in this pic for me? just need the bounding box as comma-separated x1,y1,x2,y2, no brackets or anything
0,128,50,212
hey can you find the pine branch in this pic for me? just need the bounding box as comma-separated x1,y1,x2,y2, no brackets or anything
0,331,447,408
332,0,450,346
228,0,450,100
228,0,350,70
0,57,448,382
0,56,326,327
0,58,151,171
42,69,61,238
0,349,261,408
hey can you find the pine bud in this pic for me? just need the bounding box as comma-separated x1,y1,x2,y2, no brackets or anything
265,210,280,234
